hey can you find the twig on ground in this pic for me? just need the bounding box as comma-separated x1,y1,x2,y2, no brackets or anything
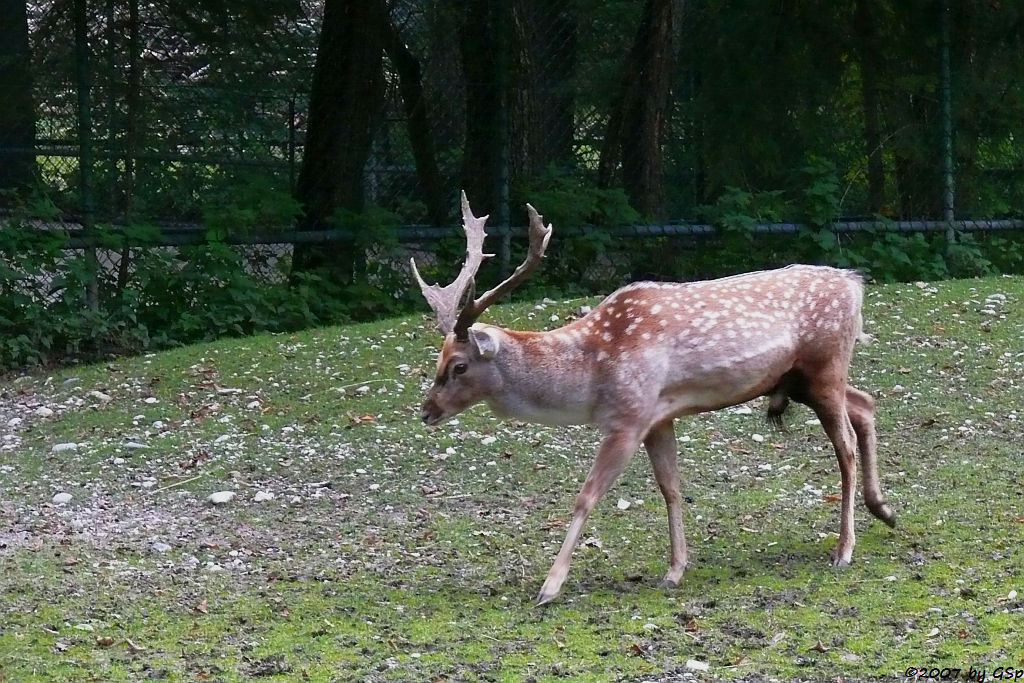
147,473,207,496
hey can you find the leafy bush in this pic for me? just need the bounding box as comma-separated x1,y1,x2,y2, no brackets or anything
1,221,324,370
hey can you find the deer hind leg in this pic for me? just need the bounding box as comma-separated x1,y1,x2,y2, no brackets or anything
537,428,642,605
805,376,859,566
846,386,896,527
644,420,688,588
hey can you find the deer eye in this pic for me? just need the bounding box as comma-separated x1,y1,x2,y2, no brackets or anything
452,362,469,376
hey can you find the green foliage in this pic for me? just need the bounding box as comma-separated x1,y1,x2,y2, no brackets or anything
794,157,841,228
676,158,1014,283
515,168,641,230
325,205,422,319
201,172,302,240
511,169,643,292
1,216,330,371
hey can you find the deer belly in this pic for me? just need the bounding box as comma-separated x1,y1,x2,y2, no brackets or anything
655,350,794,419
487,395,593,426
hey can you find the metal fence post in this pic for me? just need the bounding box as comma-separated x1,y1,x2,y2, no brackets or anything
74,0,99,310
940,0,955,248
496,0,511,276
288,96,297,193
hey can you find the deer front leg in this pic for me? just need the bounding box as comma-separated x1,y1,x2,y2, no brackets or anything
644,420,688,587
537,428,642,605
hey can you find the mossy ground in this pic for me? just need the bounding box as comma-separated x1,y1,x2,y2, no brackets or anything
1,276,1022,681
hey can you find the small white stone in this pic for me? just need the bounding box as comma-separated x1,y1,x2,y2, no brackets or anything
254,491,275,502
143,397,159,404
52,492,73,505
151,541,173,553
52,442,78,453
616,498,631,510
206,491,236,505
1009,589,1018,600
685,659,710,672
481,436,497,445
892,384,905,394
89,390,112,402
246,400,261,409
34,406,54,418
7,417,23,428
124,442,149,450
356,385,370,394
752,433,765,443
112,457,126,465
214,435,231,444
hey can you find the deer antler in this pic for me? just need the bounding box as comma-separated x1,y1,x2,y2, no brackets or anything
410,191,492,336
412,194,553,341
452,203,552,339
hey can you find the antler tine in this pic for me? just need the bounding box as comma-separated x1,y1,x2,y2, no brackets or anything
453,202,553,338
410,190,492,335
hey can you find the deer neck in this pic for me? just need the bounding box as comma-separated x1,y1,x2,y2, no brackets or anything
481,325,596,425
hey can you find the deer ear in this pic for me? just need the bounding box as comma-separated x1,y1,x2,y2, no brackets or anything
469,327,500,359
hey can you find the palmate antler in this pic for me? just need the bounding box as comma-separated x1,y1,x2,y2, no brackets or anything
411,191,552,340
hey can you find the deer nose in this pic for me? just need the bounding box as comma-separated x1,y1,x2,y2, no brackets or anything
421,400,441,425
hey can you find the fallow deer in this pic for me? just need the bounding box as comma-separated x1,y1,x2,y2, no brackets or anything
412,192,896,605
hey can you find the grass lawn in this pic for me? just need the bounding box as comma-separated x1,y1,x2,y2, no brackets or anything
1,274,1022,682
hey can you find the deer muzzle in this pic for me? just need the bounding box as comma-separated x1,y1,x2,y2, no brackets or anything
421,397,444,426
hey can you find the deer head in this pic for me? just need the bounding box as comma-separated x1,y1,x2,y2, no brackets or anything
411,191,551,425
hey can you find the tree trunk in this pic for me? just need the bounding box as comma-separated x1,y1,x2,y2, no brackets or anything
459,0,505,216
292,0,386,282
0,0,35,198
853,0,887,214
382,18,446,226
598,0,682,219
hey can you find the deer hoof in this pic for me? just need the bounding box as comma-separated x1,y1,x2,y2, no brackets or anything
658,567,685,588
830,554,852,569
876,504,897,528
535,590,560,606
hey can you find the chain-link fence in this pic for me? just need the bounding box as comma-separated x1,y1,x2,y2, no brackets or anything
3,0,1024,313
